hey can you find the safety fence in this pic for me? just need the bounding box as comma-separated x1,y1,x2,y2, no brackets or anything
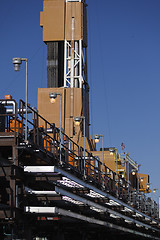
0,99,158,217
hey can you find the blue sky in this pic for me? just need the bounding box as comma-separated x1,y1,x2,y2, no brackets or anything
88,0,160,200
0,0,160,200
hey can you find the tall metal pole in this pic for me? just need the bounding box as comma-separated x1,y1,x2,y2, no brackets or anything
127,157,130,201
95,135,104,187
83,117,86,178
137,170,139,208
145,177,147,212
137,171,139,193
158,197,160,218
116,150,118,196
12,57,28,142
49,92,62,164
74,116,86,177
102,135,104,188
60,94,62,164
25,59,28,142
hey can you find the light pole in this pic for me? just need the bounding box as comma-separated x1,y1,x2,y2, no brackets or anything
94,134,104,188
152,188,159,218
49,92,62,164
137,165,141,193
159,196,160,219
74,116,86,177
140,176,148,212
12,57,28,142
109,148,118,196
131,168,139,206
131,165,140,193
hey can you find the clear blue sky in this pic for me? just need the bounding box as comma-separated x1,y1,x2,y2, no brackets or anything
0,0,160,200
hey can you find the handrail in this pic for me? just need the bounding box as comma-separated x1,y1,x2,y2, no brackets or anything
0,98,158,218
18,100,132,196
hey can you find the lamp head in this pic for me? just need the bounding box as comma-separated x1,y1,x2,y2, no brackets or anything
74,117,81,126
132,170,136,176
49,93,57,103
146,184,150,189
131,169,136,175
153,188,157,193
94,135,100,143
12,57,22,71
109,148,115,155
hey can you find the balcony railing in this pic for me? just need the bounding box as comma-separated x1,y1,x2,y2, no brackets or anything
0,98,158,218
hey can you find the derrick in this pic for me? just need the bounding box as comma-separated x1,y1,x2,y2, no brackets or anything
0,0,159,239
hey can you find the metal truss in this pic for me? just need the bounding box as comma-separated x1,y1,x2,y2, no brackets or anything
64,39,87,88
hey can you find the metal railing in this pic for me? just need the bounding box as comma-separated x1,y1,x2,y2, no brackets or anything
0,99,159,218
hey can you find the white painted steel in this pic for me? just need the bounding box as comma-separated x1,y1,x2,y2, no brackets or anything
63,39,85,88
25,206,160,239
24,165,159,225
25,206,56,213
54,186,157,230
